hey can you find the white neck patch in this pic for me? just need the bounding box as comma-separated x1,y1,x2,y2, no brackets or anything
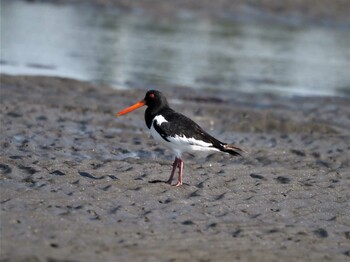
153,115,168,125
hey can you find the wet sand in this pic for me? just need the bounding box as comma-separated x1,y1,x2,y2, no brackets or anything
1,74,349,261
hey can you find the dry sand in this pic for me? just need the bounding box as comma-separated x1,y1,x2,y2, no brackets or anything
0,74,349,261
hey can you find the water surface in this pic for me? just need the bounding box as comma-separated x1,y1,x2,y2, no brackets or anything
1,1,350,96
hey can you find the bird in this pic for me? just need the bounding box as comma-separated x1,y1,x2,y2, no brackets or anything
116,90,244,187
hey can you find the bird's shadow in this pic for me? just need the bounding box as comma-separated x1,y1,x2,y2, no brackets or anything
148,179,167,184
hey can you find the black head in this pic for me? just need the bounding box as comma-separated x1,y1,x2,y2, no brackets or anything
144,90,169,110
116,89,170,117
116,90,171,128
143,90,170,128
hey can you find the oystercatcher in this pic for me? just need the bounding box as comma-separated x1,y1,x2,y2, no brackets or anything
116,90,243,186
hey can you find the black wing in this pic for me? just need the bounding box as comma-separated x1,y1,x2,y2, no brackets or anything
153,109,224,148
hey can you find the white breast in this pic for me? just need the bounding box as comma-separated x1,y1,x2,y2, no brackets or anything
150,115,169,145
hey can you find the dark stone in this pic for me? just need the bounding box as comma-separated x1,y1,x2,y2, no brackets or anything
232,229,242,237
313,228,328,238
250,173,265,180
50,170,65,176
215,193,226,200
182,220,194,225
290,149,306,157
101,185,111,191
7,111,22,118
79,172,104,180
275,176,291,184
36,115,48,121
189,190,201,197
50,243,59,248
0,164,12,174
9,155,23,159
19,165,38,175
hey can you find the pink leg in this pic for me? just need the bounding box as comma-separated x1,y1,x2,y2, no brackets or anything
167,158,178,184
174,158,183,187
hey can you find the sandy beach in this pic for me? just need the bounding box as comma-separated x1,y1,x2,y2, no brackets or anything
0,74,349,261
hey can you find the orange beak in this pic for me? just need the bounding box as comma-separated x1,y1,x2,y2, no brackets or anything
116,100,146,116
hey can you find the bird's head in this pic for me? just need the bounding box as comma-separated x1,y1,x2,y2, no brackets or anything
116,90,169,116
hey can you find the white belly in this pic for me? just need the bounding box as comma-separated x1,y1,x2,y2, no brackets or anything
149,119,220,158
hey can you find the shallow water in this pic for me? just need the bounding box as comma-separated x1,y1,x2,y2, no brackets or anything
1,1,350,96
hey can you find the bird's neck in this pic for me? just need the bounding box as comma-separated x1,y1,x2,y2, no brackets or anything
145,106,171,129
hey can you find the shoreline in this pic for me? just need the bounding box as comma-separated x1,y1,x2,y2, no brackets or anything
1,74,350,261
13,0,350,28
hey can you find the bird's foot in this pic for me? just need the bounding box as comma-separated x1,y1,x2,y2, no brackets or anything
173,181,183,187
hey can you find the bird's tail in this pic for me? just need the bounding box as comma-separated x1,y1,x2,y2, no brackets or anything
220,144,245,156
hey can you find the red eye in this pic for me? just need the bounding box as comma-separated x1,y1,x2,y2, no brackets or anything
149,93,155,99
